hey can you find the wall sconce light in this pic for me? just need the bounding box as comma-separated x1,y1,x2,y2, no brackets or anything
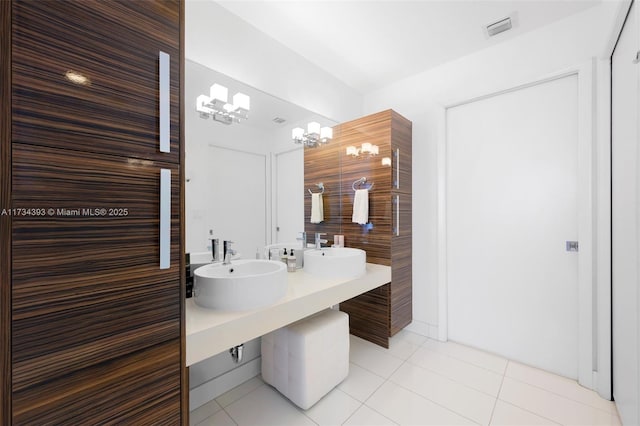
292,122,333,147
196,83,250,125
346,143,379,158
381,157,392,167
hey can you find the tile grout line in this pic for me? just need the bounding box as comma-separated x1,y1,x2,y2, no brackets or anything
385,373,486,425
503,374,617,415
221,406,239,426
383,350,488,425
495,399,563,426
487,360,508,425
419,342,508,375
214,381,267,425
353,349,409,426
427,339,615,416
404,354,502,399
338,401,365,426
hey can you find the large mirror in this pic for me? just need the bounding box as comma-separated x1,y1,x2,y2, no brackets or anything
185,59,338,258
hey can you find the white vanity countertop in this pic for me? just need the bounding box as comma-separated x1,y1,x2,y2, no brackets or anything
186,263,391,366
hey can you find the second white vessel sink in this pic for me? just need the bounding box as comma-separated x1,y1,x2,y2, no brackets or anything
304,247,366,279
194,259,287,311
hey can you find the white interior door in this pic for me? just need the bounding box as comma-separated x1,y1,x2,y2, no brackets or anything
187,145,267,258
612,2,639,424
446,75,580,379
274,148,304,244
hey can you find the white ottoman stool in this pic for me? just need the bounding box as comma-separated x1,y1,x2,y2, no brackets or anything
261,309,349,410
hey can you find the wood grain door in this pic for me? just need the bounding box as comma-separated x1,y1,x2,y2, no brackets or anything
7,1,184,423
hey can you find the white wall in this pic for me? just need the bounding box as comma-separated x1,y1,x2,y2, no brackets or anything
361,1,628,399
185,0,363,123
362,1,624,387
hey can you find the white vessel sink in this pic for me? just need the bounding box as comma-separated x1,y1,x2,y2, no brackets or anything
304,247,366,279
194,260,287,311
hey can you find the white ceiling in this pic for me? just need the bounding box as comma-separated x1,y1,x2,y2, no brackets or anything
217,0,601,93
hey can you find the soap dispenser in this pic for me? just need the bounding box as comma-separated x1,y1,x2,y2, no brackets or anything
281,248,288,264
287,249,296,272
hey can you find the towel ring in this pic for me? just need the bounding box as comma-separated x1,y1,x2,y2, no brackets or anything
352,177,373,191
308,182,325,195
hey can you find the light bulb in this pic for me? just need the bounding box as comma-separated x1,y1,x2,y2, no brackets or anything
320,126,333,141
209,83,228,104
196,94,214,114
292,127,305,140
233,92,250,111
307,122,321,136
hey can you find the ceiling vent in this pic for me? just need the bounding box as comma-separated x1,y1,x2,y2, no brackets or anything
486,17,512,37
272,117,286,124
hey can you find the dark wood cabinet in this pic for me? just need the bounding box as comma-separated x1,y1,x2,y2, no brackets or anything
304,110,412,348
338,110,412,347
2,1,185,424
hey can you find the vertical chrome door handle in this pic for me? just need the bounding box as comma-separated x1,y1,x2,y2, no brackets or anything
393,148,400,189
159,51,170,153
392,195,400,236
160,168,171,269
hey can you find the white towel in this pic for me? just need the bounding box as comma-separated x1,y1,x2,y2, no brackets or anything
311,193,324,223
352,189,369,224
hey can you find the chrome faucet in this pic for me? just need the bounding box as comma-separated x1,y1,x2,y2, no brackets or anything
314,232,327,250
297,231,307,249
223,240,236,265
210,238,220,262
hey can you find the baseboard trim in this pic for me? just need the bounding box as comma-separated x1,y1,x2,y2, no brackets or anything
189,357,261,410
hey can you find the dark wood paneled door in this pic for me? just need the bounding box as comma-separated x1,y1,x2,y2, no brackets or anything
7,1,184,423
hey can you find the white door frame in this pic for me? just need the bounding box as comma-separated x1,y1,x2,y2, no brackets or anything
271,146,304,244
436,61,605,392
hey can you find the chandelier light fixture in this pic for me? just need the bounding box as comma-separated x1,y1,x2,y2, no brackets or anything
292,122,333,147
346,142,379,158
196,83,250,125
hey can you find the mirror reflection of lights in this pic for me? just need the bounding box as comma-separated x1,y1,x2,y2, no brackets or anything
127,158,154,167
346,143,379,158
292,122,333,147
64,70,91,86
196,83,250,125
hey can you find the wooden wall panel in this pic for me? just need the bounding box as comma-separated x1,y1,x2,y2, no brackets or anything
391,110,413,195
1,0,12,422
390,238,412,335
340,110,393,259
341,284,390,348
334,110,412,346
390,111,412,336
8,1,185,422
12,0,181,163
11,144,181,395
12,340,181,425
304,129,342,244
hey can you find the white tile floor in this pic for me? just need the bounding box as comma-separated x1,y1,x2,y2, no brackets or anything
190,331,621,426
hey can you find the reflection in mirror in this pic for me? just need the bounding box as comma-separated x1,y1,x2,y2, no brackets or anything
185,59,338,259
